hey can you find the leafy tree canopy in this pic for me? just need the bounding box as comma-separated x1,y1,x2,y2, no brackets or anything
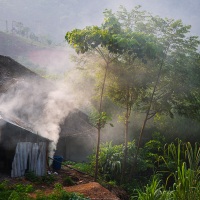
65,10,163,61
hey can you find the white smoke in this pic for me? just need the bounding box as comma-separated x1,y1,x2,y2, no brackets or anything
33,83,76,157
0,68,92,159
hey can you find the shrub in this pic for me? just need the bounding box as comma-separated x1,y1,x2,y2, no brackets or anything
41,174,56,185
14,183,34,193
132,176,173,200
0,182,34,200
89,140,155,183
25,171,40,183
62,176,75,186
25,171,56,185
0,180,9,191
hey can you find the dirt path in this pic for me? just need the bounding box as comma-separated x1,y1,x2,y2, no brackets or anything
51,166,127,199
1,166,129,199
65,182,120,200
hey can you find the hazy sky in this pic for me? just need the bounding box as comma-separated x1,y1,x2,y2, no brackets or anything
0,0,199,148
0,0,199,42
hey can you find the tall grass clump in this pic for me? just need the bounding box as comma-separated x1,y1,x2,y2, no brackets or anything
132,176,173,200
172,162,200,200
132,140,200,200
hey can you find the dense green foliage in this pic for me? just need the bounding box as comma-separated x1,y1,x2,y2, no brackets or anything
88,133,164,183
131,139,200,200
85,135,200,199
66,5,200,183
64,4,200,199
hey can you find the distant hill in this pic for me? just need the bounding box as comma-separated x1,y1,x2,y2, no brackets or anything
0,54,50,90
0,55,40,78
0,31,73,75
0,54,53,119
0,31,45,58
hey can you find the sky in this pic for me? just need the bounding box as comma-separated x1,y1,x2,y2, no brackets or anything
0,0,199,42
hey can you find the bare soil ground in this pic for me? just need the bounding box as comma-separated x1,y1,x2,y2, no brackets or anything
0,166,129,200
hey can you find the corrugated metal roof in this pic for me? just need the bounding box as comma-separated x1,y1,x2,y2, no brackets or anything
0,112,52,142
0,111,36,134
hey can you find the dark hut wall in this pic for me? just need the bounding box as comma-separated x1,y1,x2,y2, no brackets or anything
0,120,47,173
56,135,94,162
55,109,96,162
0,55,97,165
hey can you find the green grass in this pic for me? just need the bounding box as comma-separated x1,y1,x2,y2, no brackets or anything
25,171,56,185
63,161,93,175
0,181,90,200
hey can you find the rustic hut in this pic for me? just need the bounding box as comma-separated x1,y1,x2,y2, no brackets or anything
56,109,96,162
0,55,96,170
0,56,52,177
0,113,50,177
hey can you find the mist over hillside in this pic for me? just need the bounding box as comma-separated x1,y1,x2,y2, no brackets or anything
1,2,199,100
0,0,199,43
0,0,199,75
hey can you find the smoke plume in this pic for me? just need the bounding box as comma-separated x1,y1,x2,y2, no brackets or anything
0,57,93,158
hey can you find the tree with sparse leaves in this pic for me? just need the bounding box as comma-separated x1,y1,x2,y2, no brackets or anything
66,5,200,182
65,7,162,181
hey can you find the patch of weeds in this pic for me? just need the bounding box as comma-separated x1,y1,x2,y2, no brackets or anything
0,190,13,200
63,161,76,165
0,180,9,191
0,181,34,200
25,171,56,185
25,171,40,183
41,174,56,185
0,180,13,200
108,180,117,187
35,183,90,200
8,190,30,200
73,163,92,174
14,183,34,193
62,176,75,186
99,180,117,191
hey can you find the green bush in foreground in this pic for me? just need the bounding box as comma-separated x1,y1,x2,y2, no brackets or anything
0,182,33,200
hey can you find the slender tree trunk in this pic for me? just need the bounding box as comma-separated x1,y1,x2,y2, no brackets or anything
121,109,129,183
130,80,160,179
121,86,130,183
94,127,101,181
134,46,169,169
134,64,162,163
94,62,109,181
